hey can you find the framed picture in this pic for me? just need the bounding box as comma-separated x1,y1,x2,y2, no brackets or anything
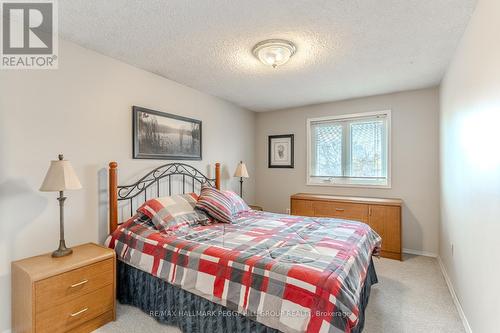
133,106,202,160
268,134,294,168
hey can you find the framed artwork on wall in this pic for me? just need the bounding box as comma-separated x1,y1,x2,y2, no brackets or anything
268,134,294,168
133,106,202,160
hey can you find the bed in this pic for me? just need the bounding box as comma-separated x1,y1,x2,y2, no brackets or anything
105,162,381,333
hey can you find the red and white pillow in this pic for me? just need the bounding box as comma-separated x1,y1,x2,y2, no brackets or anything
195,187,251,223
137,193,209,233
195,186,234,223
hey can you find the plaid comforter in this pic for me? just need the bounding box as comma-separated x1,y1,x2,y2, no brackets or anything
106,210,381,333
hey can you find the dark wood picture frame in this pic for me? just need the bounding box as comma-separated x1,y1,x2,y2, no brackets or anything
268,134,294,168
133,106,202,160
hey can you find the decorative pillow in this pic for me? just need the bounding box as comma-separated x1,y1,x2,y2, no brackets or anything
195,186,234,223
137,193,209,233
223,190,251,214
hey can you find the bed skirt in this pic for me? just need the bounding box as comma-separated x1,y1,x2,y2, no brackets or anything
117,260,378,333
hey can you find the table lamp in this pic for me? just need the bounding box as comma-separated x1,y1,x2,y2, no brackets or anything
40,154,82,257
233,161,249,198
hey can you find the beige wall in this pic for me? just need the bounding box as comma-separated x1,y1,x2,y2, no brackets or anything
255,87,440,255
440,0,500,331
0,40,255,332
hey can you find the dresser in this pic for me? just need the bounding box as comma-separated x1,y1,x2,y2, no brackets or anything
290,193,402,260
11,243,116,333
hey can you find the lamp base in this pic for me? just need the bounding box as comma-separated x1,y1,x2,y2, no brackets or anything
52,240,73,258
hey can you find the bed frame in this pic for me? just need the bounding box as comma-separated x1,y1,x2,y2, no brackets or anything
107,161,375,333
108,161,220,233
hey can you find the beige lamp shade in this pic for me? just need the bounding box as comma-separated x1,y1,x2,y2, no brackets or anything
40,156,82,192
234,161,249,178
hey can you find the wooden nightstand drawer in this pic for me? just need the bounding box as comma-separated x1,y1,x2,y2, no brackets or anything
36,284,114,333
12,243,116,333
35,258,114,313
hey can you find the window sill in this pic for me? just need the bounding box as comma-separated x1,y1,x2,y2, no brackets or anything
306,181,392,189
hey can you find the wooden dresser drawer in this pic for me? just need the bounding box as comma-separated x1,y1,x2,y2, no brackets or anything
369,205,402,258
313,201,368,222
35,258,114,313
290,199,314,216
35,284,114,333
290,194,403,260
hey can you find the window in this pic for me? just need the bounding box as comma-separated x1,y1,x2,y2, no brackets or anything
307,111,391,187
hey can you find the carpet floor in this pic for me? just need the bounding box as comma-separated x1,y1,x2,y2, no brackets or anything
95,254,464,333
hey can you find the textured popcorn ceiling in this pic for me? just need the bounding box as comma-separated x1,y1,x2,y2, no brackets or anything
59,0,476,111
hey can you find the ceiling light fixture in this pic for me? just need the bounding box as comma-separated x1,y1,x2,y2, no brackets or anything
252,39,296,68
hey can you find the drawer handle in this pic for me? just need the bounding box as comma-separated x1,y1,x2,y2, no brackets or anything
70,279,88,288
70,307,88,317
335,208,345,212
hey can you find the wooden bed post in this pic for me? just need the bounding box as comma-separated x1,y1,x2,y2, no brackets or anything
109,162,118,233
215,163,221,190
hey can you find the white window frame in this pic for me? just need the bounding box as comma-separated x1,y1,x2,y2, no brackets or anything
306,110,392,188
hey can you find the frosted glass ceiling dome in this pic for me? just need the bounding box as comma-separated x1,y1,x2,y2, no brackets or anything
252,39,296,68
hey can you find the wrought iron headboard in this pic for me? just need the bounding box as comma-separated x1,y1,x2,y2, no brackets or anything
108,161,220,233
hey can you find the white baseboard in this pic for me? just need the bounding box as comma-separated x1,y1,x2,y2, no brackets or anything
437,256,472,333
402,248,438,258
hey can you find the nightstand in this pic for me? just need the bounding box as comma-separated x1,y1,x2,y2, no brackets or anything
249,204,263,211
11,243,116,333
